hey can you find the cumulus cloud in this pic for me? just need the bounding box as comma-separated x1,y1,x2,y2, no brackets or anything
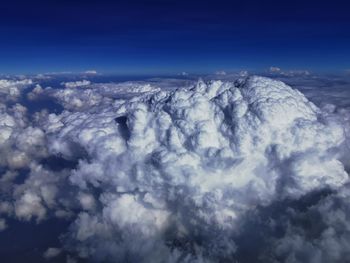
0,103,48,169
0,78,32,102
62,80,91,88
1,74,350,262
39,76,349,261
27,84,44,100
14,163,62,221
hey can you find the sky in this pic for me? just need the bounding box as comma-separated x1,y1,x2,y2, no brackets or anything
1,0,350,74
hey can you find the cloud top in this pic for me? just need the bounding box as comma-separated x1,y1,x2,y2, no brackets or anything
42,76,349,261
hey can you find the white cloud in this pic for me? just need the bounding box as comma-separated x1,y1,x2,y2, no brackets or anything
27,84,44,100
43,76,349,261
43,247,62,260
34,74,51,80
84,70,97,74
13,162,74,222
62,80,91,88
47,81,160,111
0,74,350,262
0,78,33,102
0,103,42,169
269,66,281,72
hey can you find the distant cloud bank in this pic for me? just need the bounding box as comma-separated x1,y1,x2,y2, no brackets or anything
269,66,310,76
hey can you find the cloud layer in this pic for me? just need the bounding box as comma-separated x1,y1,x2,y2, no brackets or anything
0,74,349,262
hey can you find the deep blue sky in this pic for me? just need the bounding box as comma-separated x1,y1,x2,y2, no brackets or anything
1,0,350,74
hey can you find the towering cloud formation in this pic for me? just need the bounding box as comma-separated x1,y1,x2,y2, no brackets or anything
37,76,347,262
0,75,349,262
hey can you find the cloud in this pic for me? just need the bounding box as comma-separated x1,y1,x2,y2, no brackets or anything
179,71,189,76
0,108,48,169
27,84,44,100
84,70,97,74
0,78,33,102
41,76,348,261
215,70,227,75
62,80,91,88
0,74,350,262
233,184,350,262
269,66,281,72
43,247,62,260
268,66,311,77
34,74,51,80
45,81,161,111
0,218,7,231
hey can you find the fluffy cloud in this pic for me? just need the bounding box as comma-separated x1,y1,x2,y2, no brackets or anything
41,76,348,261
45,81,161,111
0,78,32,102
0,104,48,169
13,162,75,221
27,84,44,100
1,74,350,262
